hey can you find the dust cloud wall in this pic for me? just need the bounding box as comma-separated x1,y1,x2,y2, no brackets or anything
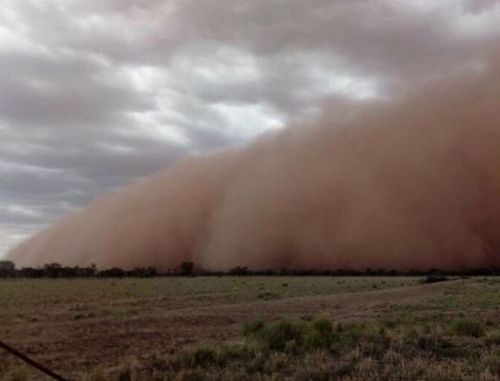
8,58,500,271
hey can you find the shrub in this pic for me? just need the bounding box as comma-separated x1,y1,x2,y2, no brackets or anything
244,318,337,352
190,347,218,368
312,318,334,336
422,275,449,284
403,325,460,358
259,320,305,350
241,320,265,336
416,333,456,357
296,351,336,381
217,344,256,363
303,318,334,350
330,322,371,354
450,319,485,338
244,352,266,373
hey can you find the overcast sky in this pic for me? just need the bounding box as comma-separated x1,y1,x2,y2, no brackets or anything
1,0,499,256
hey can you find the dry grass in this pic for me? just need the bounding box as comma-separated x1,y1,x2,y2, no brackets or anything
0,276,499,380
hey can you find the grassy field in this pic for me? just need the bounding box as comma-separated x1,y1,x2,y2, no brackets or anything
0,276,499,380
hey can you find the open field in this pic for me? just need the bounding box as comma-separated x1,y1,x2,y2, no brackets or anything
0,276,499,380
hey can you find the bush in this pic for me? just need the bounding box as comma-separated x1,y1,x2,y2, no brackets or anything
416,333,456,357
403,324,461,358
190,347,218,368
422,275,449,284
303,318,334,350
259,320,305,350
242,318,337,352
330,323,367,354
450,319,485,338
242,320,265,336
217,344,256,363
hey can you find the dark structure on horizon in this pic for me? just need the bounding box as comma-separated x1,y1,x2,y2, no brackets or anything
0,260,499,279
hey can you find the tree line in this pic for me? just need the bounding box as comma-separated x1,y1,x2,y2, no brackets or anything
0,260,499,279
0,261,157,279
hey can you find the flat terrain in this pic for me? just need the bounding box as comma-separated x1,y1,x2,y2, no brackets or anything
0,276,499,380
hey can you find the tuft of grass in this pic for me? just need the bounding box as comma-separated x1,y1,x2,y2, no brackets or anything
116,358,137,381
242,317,337,352
257,290,278,300
241,320,264,336
257,319,305,350
217,344,256,363
303,318,334,350
486,330,500,345
450,318,485,338
1,366,29,381
189,347,219,368
330,321,389,355
86,365,108,381
117,368,133,381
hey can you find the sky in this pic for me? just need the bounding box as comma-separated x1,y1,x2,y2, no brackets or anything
1,0,499,257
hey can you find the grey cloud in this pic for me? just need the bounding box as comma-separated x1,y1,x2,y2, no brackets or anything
0,54,150,129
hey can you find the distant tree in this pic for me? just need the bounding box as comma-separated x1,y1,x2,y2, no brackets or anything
80,264,97,277
129,267,157,277
98,267,125,278
146,266,157,277
43,263,63,278
0,260,15,271
0,261,15,278
179,261,195,276
19,267,43,278
229,266,249,276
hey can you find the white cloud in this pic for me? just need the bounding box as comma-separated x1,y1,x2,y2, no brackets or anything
2,205,43,218
211,103,285,138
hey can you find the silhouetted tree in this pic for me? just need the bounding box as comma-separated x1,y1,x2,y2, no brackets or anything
0,261,15,278
79,264,97,277
43,263,63,278
179,261,195,276
230,266,249,276
129,267,157,277
19,267,43,278
97,267,126,277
